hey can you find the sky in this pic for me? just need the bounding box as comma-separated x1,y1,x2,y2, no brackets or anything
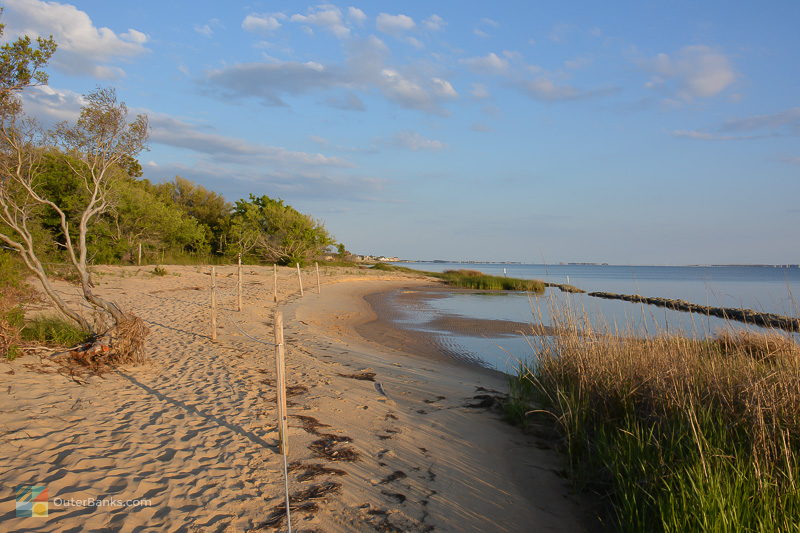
2,0,799,265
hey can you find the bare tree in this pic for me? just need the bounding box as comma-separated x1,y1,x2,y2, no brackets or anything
0,88,150,361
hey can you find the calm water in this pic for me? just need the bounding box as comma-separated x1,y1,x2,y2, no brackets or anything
390,263,800,373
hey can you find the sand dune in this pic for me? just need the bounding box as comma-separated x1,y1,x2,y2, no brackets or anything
1,265,586,532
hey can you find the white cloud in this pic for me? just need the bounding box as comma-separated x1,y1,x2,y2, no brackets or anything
406,37,424,49
480,18,499,28
242,13,284,33
390,130,446,151
204,36,456,115
473,28,489,38
461,52,509,74
291,5,350,39
423,14,445,31
640,45,736,101
471,83,490,99
3,0,149,79
347,7,366,24
431,77,457,98
195,24,214,37
376,13,416,34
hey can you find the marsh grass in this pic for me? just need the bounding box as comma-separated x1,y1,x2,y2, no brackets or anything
21,315,92,347
509,310,800,531
371,263,546,293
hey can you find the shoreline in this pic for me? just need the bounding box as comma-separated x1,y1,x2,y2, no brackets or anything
1,266,588,532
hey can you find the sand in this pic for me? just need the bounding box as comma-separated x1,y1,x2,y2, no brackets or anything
0,265,588,532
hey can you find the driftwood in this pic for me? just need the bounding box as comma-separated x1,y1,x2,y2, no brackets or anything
588,291,800,332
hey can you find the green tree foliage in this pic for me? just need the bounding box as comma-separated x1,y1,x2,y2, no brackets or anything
0,11,57,105
155,176,231,253
229,194,334,266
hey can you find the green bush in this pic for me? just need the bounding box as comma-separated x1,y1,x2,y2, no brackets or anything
21,315,91,347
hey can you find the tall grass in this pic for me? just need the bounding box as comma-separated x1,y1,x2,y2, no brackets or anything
21,315,91,347
509,313,800,531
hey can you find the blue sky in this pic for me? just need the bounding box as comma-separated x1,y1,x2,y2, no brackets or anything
3,0,798,264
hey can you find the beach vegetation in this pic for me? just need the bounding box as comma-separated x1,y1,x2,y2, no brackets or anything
370,263,546,292
509,318,800,531
228,194,335,266
21,315,92,347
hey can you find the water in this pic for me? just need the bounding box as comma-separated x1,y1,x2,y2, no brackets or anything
388,263,800,374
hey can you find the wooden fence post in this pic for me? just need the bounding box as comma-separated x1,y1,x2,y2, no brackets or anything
273,264,278,303
274,309,292,530
137,242,142,266
210,266,217,341
315,262,321,294
237,254,243,312
296,263,304,296
274,310,288,455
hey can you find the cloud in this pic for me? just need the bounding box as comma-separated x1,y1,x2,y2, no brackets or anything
325,92,366,111
470,83,490,99
672,108,800,141
640,45,736,101
195,24,214,37
461,52,509,74
242,13,284,33
480,18,499,28
203,36,457,115
473,28,489,38
471,122,492,132
388,131,447,151
347,7,367,24
148,113,352,168
782,157,800,165
291,5,350,38
516,78,584,101
423,14,445,31
376,13,416,34
204,61,338,106
670,130,768,141
721,107,800,134
3,0,149,79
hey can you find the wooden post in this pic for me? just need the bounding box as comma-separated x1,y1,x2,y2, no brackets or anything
210,266,217,341
315,262,321,294
237,254,243,312
273,264,278,303
296,263,304,296
137,242,142,266
274,310,288,455
274,309,292,530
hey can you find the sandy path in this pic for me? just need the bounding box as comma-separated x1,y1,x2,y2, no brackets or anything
0,265,586,532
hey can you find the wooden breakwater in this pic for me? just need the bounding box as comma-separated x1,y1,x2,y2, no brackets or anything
588,292,800,332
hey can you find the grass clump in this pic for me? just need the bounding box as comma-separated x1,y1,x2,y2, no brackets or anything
511,320,800,531
21,315,92,347
371,263,545,293
151,266,168,276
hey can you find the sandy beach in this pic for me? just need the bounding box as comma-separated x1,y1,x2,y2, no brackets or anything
1,265,587,532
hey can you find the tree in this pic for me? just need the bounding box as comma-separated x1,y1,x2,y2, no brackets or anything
0,84,150,361
229,194,334,265
0,11,56,105
155,176,230,253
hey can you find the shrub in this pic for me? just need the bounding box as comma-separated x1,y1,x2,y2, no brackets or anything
21,315,91,347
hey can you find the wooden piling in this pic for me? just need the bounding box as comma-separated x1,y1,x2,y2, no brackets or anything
210,266,217,341
296,263,304,296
